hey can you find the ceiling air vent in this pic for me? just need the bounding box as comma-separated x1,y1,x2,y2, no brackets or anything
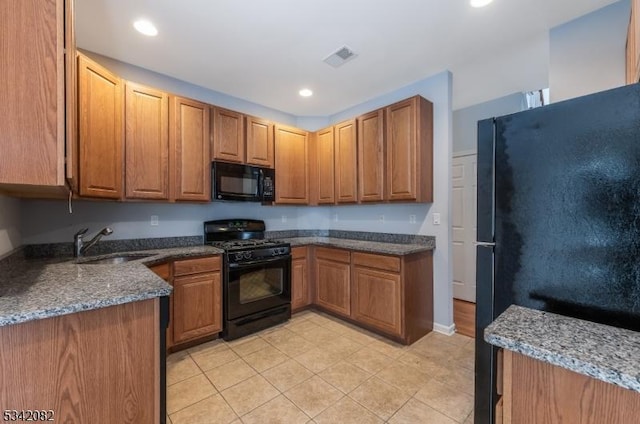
323,46,358,68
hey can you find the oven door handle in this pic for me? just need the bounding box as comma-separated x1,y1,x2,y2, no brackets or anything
228,255,291,269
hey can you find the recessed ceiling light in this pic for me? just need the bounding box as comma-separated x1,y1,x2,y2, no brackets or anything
133,19,158,36
299,89,313,97
470,0,493,7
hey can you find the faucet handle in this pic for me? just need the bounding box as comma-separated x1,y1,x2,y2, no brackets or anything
74,228,89,238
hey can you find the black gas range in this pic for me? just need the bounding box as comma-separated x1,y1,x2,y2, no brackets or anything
204,219,291,340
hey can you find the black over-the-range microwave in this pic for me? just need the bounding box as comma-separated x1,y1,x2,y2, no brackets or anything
211,161,275,202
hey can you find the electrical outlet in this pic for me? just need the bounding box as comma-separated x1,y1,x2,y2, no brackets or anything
281,215,287,223
409,215,416,224
150,215,159,226
378,214,385,223
333,213,339,222
432,212,441,225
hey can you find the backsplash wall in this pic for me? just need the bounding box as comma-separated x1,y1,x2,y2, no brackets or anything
20,200,313,245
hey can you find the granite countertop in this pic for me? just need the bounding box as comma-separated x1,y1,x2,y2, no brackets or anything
275,236,435,255
0,245,223,328
485,305,640,393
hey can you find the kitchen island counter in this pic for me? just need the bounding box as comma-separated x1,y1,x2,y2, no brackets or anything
485,304,640,393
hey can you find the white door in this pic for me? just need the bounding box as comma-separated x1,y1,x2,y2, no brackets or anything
452,151,477,302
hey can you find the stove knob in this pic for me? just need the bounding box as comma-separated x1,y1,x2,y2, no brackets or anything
244,252,252,260
234,253,243,261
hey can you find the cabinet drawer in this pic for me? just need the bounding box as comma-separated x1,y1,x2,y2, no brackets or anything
315,247,350,263
291,246,308,260
174,256,221,276
352,252,400,272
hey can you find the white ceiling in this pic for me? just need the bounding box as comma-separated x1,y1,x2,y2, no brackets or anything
75,0,620,115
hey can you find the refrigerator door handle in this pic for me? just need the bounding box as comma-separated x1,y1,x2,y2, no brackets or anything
474,241,496,247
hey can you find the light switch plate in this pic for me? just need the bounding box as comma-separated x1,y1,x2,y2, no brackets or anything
432,213,441,225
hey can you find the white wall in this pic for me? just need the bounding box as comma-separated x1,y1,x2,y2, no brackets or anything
0,194,21,256
549,0,629,103
453,93,526,153
329,71,454,331
20,200,310,244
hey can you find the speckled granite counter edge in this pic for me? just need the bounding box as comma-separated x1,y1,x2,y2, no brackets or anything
485,305,640,393
0,246,223,327
1,288,172,327
279,237,434,255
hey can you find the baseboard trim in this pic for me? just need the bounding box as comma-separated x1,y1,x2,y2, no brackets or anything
433,322,456,336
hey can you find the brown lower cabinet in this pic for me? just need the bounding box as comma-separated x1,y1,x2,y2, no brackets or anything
305,246,433,344
498,349,640,424
0,298,161,423
291,246,311,311
150,255,222,351
314,247,351,318
351,252,402,337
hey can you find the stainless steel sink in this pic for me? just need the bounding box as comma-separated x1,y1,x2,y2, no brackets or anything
79,254,154,265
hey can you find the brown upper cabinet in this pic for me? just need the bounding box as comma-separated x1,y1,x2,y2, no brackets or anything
211,109,275,168
125,82,170,200
357,110,385,202
0,0,75,196
170,96,211,202
274,124,309,204
77,55,210,202
334,120,358,203
385,96,433,202
211,107,245,163
77,55,124,199
246,116,275,168
312,127,336,204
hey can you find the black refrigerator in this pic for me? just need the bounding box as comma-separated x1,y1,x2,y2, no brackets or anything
474,83,640,424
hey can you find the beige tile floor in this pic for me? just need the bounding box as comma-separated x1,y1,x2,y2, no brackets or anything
166,310,475,424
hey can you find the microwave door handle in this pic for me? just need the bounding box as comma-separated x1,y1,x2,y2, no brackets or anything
258,169,264,197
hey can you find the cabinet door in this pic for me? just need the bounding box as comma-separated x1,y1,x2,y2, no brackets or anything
386,96,432,202
0,0,65,187
170,96,210,201
78,55,123,199
125,82,169,200
315,258,351,317
212,107,244,163
352,266,402,336
246,116,274,168
386,98,417,201
335,119,358,203
357,110,385,202
172,271,222,344
275,125,309,204
315,127,335,204
291,247,310,311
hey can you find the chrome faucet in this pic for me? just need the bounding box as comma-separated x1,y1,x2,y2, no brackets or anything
74,227,114,257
